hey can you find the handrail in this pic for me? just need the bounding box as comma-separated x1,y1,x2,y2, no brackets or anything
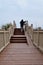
0,21,16,52
0,31,9,33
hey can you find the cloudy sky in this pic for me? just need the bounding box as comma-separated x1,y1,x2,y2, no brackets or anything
0,0,43,28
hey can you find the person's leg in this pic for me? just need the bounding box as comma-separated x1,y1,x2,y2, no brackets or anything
21,27,23,32
23,25,25,31
20,24,22,31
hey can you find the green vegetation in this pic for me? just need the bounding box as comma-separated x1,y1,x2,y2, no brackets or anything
2,23,12,30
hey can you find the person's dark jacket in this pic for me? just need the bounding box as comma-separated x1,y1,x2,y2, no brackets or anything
20,20,25,28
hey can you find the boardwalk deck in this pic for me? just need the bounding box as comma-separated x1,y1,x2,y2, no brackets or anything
0,42,43,65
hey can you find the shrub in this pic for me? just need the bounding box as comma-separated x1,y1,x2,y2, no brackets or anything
2,23,12,30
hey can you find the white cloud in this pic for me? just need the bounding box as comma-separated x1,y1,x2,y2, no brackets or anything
16,0,28,9
0,0,43,28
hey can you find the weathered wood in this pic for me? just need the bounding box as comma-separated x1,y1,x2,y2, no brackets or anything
10,28,27,43
0,28,43,65
0,42,43,65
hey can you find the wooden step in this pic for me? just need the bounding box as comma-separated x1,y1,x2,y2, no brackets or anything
14,32,24,35
10,38,26,40
11,36,26,39
10,28,27,43
10,35,27,43
10,39,27,43
14,28,25,35
11,35,26,37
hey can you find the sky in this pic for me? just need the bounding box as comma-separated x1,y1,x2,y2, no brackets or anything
0,0,43,28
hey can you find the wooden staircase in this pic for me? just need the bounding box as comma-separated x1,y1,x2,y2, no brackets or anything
10,28,27,43
0,28,43,65
14,28,25,35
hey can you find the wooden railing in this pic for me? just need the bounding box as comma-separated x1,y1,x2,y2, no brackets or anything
24,22,43,52
33,30,43,52
0,21,16,52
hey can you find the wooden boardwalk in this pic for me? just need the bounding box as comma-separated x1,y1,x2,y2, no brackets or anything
0,41,43,65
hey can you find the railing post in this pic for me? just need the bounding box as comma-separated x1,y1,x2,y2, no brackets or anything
38,29,40,46
31,24,33,41
25,21,28,31
13,20,16,28
4,31,6,45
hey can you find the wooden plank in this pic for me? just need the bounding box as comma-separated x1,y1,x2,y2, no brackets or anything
0,43,43,65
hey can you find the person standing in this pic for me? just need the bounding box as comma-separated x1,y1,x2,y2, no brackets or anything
20,19,25,32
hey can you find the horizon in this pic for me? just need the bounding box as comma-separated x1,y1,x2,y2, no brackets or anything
0,0,43,28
